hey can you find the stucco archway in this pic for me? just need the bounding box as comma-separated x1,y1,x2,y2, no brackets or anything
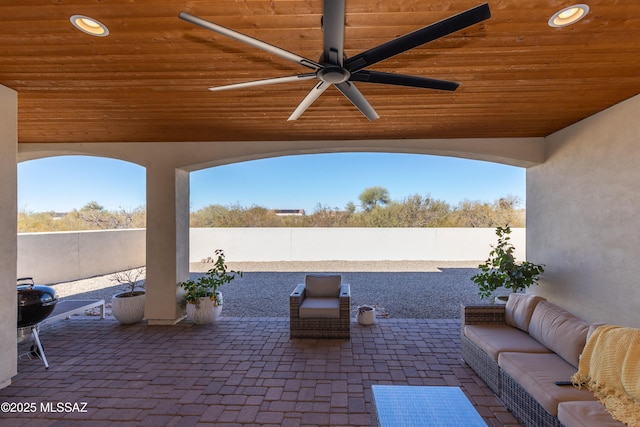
16,138,545,325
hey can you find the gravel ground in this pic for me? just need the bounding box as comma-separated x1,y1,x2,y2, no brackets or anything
49,261,498,319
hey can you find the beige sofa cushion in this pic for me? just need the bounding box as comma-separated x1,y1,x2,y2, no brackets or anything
505,293,546,332
498,352,596,416
465,324,551,361
558,401,625,427
305,274,341,298
299,298,340,318
528,301,590,368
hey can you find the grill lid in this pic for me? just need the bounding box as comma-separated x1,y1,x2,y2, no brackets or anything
17,284,58,307
17,279,58,328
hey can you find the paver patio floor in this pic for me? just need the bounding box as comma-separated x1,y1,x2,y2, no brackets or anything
3,317,520,426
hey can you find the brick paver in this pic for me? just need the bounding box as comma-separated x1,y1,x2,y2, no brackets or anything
2,317,520,426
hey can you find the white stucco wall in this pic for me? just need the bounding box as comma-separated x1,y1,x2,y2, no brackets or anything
17,227,525,284
190,227,525,262
527,94,640,328
0,85,18,388
17,229,146,284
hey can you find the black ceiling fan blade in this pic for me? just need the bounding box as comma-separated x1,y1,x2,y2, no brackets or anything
350,70,459,91
179,12,322,70
345,3,490,73
322,0,346,66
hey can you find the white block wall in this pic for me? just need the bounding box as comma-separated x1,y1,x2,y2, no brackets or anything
17,227,526,283
189,227,525,262
17,229,146,284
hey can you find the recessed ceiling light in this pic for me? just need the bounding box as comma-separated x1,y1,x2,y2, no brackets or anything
548,4,590,28
70,15,109,36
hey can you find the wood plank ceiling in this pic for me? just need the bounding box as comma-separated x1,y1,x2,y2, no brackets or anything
1,0,639,144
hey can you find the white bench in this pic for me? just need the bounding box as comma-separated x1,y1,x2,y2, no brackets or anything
42,299,105,323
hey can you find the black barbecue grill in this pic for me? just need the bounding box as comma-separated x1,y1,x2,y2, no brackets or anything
17,277,58,368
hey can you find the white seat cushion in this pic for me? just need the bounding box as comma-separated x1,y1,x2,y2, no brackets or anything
498,352,596,416
464,324,551,361
299,298,340,318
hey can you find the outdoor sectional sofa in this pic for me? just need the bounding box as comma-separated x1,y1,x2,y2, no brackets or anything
461,294,626,427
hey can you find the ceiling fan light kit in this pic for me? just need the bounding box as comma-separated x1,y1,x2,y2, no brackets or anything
179,2,491,121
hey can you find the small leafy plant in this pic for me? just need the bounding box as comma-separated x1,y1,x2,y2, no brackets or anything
110,267,146,297
178,249,242,308
471,226,545,299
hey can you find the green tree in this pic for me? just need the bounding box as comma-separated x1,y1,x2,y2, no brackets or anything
345,201,357,214
450,200,495,227
448,195,524,228
306,204,350,227
191,204,231,227
112,206,146,229
243,205,281,227
358,186,390,212
78,201,109,228
394,194,451,227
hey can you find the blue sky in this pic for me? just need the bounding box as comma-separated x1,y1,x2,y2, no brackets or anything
18,153,526,213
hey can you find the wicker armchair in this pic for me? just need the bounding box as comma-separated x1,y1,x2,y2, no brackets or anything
290,274,351,339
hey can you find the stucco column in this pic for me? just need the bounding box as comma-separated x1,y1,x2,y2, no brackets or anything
0,85,18,389
144,164,190,325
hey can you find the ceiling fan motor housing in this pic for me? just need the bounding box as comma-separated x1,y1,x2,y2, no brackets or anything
318,67,351,84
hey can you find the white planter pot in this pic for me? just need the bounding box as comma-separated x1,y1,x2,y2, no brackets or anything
494,295,509,305
357,305,376,326
186,292,223,325
111,291,145,324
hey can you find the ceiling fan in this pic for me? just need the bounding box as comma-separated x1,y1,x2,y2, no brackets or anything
179,2,490,121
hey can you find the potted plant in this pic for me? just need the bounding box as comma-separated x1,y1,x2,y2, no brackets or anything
110,267,146,324
471,226,545,303
178,249,242,325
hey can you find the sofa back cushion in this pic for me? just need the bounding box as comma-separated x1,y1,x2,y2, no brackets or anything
505,293,546,332
528,301,591,368
305,274,341,298
588,322,606,341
